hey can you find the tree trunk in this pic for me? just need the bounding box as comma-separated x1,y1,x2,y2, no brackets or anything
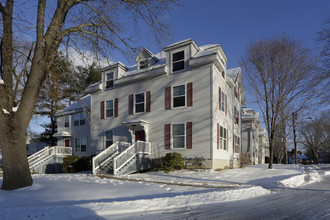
1,120,32,190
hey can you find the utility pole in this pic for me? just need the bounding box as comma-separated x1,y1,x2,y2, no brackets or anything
292,112,298,164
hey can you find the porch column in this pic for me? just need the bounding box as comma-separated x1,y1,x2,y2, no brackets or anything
142,124,149,142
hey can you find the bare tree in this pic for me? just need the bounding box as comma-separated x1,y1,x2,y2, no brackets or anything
240,36,318,169
298,110,330,163
0,0,177,190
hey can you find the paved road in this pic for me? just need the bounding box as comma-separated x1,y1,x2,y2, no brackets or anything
120,173,330,220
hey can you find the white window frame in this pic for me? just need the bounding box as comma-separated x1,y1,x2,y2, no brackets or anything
219,125,227,150
172,50,185,73
139,59,149,70
75,137,87,152
172,84,186,108
105,130,113,148
234,135,240,153
105,99,114,118
105,72,114,89
135,93,145,113
172,123,186,149
64,115,70,128
73,113,86,127
221,91,226,112
235,108,239,124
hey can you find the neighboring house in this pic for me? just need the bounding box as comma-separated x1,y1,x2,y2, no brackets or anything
55,94,91,158
241,107,268,165
56,39,246,172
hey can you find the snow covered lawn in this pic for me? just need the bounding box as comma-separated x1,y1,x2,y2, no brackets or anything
0,164,329,220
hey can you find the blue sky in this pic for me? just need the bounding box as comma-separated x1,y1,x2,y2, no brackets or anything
30,0,329,133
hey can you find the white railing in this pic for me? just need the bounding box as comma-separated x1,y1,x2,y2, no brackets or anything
28,146,72,170
92,142,130,174
113,141,151,175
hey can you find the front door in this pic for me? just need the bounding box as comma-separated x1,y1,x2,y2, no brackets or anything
135,130,145,142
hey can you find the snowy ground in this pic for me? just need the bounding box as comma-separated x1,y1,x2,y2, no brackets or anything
0,164,330,220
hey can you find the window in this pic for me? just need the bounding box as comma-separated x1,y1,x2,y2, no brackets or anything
221,71,225,79
75,137,87,152
106,100,114,118
135,93,145,113
221,91,226,112
234,135,240,153
64,115,70,128
173,123,185,148
172,51,184,72
73,113,85,126
219,125,227,150
234,88,238,99
235,108,239,124
139,60,149,69
105,130,113,148
173,85,185,108
106,72,114,89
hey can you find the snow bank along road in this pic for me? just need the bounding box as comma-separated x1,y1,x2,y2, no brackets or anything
0,164,329,220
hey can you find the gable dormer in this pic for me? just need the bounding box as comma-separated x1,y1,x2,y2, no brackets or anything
101,62,127,90
163,39,199,74
135,48,159,70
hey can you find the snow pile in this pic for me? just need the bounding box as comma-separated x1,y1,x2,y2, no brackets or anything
278,172,322,188
2,109,9,114
0,79,3,84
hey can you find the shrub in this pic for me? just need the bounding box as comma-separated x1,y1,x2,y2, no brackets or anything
61,155,79,173
161,152,184,173
61,155,92,173
239,153,252,168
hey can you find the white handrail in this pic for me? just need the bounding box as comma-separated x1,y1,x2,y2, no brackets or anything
92,142,130,174
28,146,72,170
113,141,151,175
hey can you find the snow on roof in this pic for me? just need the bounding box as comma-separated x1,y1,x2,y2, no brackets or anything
62,94,91,112
226,67,241,82
164,38,194,50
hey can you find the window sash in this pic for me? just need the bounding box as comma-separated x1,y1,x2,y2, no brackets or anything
106,72,114,89
74,113,85,126
75,137,87,152
173,85,185,108
64,115,69,127
106,100,114,118
219,126,227,150
139,60,149,69
172,51,184,72
221,92,226,112
105,130,113,148
135,93,145,113
173,124,185,148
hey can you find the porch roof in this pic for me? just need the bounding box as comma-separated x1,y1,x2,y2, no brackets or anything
53,131,72,137
122,119,149,126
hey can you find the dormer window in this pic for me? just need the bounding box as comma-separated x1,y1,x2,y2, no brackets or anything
172,51,185,72
221,71,225,79
139,60,149,70
106,72,114,89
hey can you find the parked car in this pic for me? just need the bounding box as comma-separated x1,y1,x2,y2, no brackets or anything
301,158,314,165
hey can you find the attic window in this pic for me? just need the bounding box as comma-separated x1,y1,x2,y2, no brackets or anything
172,51,184,72
139,60,149,70
106,72,114,89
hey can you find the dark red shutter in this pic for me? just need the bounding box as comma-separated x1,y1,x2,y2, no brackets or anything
186,122,192,149
217,123,220,150
227,129,228,151
219,87,221,111
234,106,236,124
187,82,193,107
100,101,104,119
165,123,171,149
129,94,133,115
165,87,171,110
114,98,118,117
146,91,151,112
225,94,227,115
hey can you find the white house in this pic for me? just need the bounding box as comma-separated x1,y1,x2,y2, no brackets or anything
56,39,246,174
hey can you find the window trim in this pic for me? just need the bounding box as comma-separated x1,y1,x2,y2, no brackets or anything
134,92,145,114
64,115,70,128
73,113,86,127
139,59,149,70
172,123,186,149
172,50,185,73
219,125,227,151
74,137,87,152
172,84,186,109
221,91,226,112
105,130,113,148
105,72,114,89
105,99,114,118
